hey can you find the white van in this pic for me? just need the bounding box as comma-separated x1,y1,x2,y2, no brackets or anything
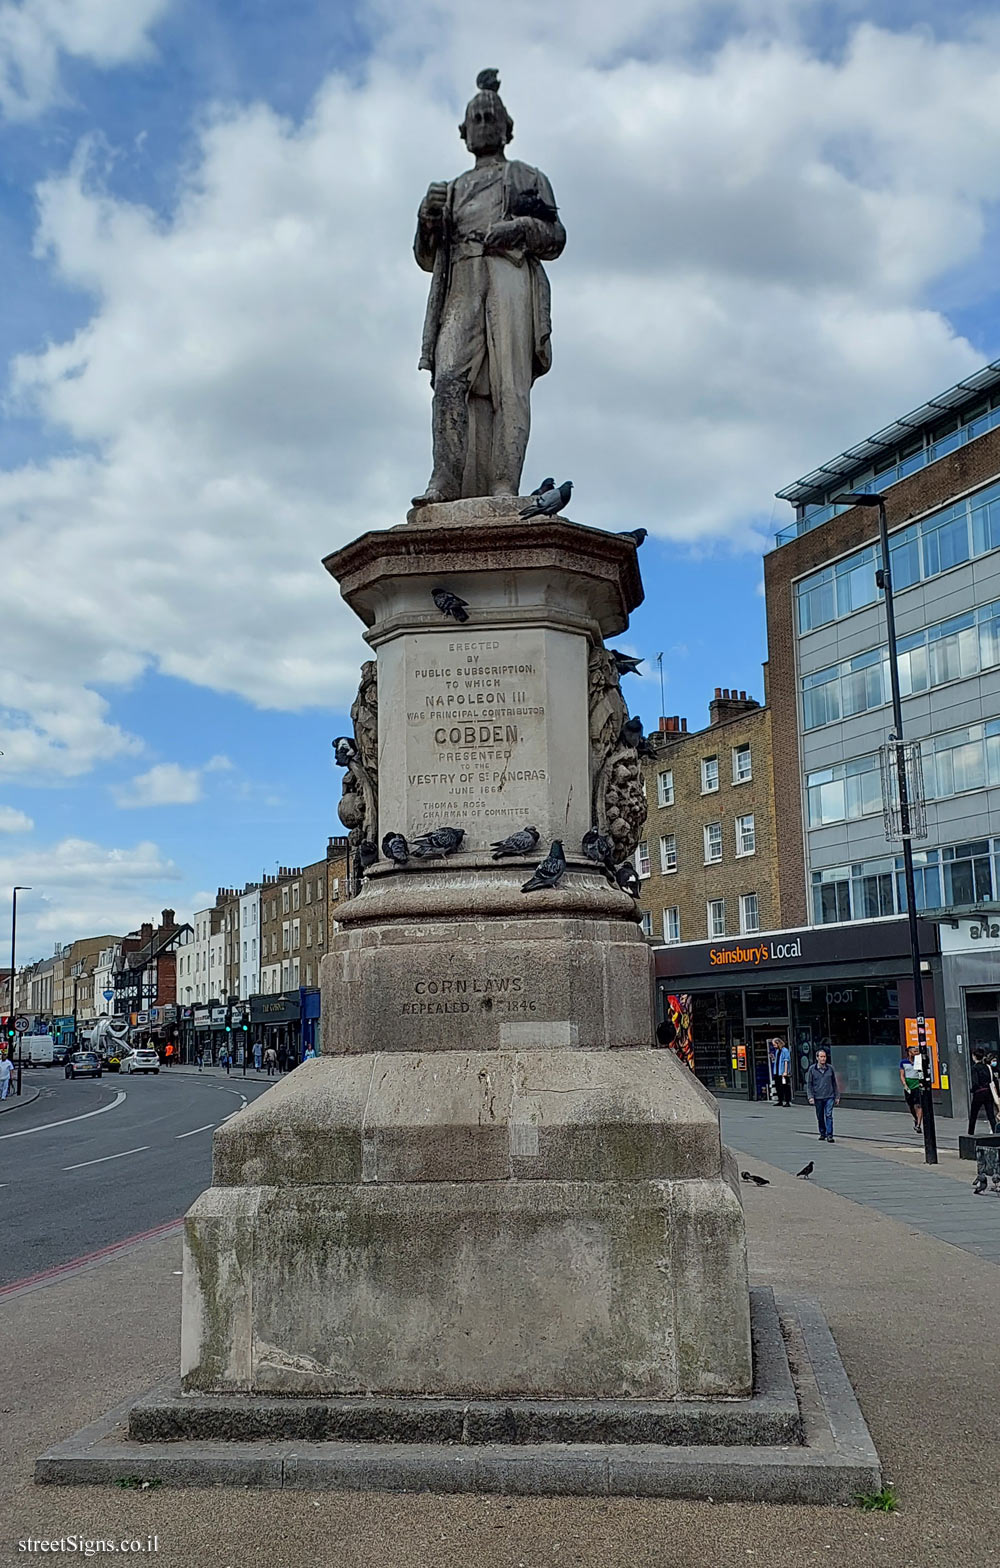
23,1034,57,1066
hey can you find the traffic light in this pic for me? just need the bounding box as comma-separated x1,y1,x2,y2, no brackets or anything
241,1023,248,1033
5,1026,14,1041
225,1024,232,1034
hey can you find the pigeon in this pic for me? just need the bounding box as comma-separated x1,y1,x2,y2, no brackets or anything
992,1175,1000,1195
381,832,410,866
582,827,615,866
740,1171,770,1187
411,826,465,858
615,862,640,898
973,1173,988,1195
491,826,540,859
357,839,379,871
619,714,655,758
618,528,647,547
529,477,555,496
332,736,358,767
477,67,501,91
610,650,643,677
796,1161,814,1179
522,840,566,893
519,479,572,520
432,587,469,623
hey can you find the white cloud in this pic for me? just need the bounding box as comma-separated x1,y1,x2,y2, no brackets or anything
0,805,34,832
114,761,202,808
0,0,170,120
0,834,180,961
4,5,1000,779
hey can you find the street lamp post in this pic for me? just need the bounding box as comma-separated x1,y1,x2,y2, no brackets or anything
10,886,31,1096
835,492,938,1164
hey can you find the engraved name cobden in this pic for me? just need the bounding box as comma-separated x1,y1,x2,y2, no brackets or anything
412,69,565,507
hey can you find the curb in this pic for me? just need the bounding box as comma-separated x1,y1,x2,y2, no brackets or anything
0,1087,40,1116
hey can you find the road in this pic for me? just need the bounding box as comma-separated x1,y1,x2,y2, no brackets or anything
0,1066,274,1287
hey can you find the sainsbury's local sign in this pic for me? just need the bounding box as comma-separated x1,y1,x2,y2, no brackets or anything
708,938,803,968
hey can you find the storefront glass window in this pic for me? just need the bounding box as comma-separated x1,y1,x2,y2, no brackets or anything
791,979,901,1097
744,987,789,1019
689,990,745,1093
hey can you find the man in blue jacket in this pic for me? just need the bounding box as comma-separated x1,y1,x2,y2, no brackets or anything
807,1050,840,1142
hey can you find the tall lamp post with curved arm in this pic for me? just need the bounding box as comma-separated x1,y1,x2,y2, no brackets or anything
11,886,31,1096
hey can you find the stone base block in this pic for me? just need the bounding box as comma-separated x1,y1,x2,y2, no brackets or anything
321,911,654,1054
36,1293,882,1504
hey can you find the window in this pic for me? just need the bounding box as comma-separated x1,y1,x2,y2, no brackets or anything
739,893,759,934
657,770,674,807
282,887,290,914
316,879,324,900
707,899,726,938
636,841,651,878
251,939,256,962
701,756,719,793
736,814,756,857
662,906,680,944
292,958,300,986
292,884,300,911
292,919,300,949
306,923,313,948
639,910,653,937
306,964,313,987
806,754,883,827
704,822,723,863
732,744,752,784
282,921,290,953
305,882,312,904
242,940,247,962
659,834,677,874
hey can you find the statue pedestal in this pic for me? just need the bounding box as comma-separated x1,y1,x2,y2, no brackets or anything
180,498,752,1400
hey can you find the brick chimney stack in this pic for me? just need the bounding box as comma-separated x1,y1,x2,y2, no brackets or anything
657,716,688,734
709,688,760,727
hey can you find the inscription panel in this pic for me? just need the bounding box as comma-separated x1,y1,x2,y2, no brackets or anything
399,973,538,1016
401,629,551,844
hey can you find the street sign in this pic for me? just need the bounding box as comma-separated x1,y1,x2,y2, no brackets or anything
103,989,114,1001
14,1015,28,1032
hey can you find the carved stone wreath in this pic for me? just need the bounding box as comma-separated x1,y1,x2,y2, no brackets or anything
587,647,647,864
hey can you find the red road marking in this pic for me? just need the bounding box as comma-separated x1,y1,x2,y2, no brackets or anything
0,1216,184,1300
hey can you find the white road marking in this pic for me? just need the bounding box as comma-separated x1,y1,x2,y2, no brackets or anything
64,1145,150,1172
0,1090,126,1141
176,1123,215,1139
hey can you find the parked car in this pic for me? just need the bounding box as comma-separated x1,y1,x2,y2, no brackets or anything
23,1034,56,1066
65,1051,103,1080
119,1048,160,1076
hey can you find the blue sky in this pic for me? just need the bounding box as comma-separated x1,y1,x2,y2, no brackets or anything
4,0,1000,961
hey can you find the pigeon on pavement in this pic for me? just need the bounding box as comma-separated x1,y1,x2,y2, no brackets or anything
519,480,572,519
796,1161,814,1179
740,1171,770,1187
973,1172,988,1194
381,832,410,867
522,840,566,893
618,528,647,546
491,826,540,859
529,477,555,496
332,736,358,766
615,862,640,898
610,650,643,677
411,827,465,858
432,587,469,623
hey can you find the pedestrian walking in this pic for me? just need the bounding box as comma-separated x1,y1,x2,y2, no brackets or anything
264,1045,277,1077
302,1044,317,1062
277,1044,288,1074
253,1041,263,1072
773,1037,792,1107
221,1047,231,1076
806,1049,840,1142
967,1048,998,1135
900,1045,923,1132
0,1054,12,1100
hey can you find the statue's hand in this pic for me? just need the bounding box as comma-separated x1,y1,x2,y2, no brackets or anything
419,181,448,225
483,218,525,253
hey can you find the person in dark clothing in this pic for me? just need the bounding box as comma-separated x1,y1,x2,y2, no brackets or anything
968,1049,998,1135
806,1050,840,1142
276,1044,288,1074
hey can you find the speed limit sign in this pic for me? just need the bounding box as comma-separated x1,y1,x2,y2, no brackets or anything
14,1015,28,1031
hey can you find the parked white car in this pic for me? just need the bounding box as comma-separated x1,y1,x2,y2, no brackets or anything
119,1048,160,1075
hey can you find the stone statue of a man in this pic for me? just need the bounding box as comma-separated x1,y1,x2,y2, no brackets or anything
412,70,566,507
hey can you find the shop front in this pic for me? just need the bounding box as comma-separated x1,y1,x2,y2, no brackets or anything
655,918,951,1114
250,990,305,1065
934,912,1000,1119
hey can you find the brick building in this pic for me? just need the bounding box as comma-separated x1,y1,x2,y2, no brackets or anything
766,357,1000,929
258,837,349,996
637,689,781,947
113,910,191,1022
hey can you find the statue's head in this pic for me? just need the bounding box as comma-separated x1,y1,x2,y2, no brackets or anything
460,68,513,154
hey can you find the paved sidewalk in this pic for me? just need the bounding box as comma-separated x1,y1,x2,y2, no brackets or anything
0,1086,39,1115
721,1098,1000,1264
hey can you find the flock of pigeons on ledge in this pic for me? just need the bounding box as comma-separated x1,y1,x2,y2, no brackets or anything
335,479,651,898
